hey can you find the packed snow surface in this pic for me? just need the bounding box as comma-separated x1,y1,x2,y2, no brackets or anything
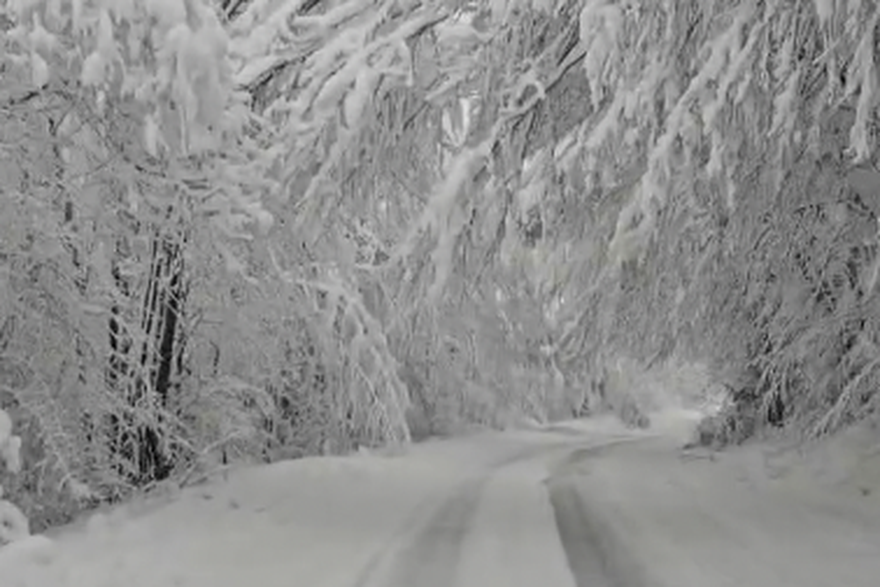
2,410,879,587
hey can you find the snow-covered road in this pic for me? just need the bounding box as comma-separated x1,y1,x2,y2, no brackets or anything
559,432,880,587
3,413,880,587
354,435,635,587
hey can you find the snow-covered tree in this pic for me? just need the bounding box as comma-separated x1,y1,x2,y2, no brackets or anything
498,0,880,440
2,0,879,534
0,0,279,517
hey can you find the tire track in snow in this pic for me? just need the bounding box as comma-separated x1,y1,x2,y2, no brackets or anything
353,436,637,587
350,439,584,587
355,476,486,587
546,438,654,587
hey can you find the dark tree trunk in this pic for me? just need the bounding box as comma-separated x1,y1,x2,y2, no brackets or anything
106,217,187,488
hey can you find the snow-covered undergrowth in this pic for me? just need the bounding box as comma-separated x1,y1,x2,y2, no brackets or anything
602,357,721,414
0,408,28,545
0,408,55,587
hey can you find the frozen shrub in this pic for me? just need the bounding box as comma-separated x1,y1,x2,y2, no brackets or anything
0,409,28,545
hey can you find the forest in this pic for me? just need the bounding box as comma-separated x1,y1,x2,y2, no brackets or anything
2,0,880,537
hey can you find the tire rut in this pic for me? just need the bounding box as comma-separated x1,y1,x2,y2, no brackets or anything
546,438,653,587
353,439,586,587
361,476,485,587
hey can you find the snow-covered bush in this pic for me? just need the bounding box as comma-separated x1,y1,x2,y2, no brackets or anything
0,408,28,545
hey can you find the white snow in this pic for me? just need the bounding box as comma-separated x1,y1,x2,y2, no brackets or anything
0,428,573,587
572,412,880,587
454,458,575,587
2,410,880,587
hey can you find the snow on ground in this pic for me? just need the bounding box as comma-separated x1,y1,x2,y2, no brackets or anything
570,412,880,587
3,403,880,587
0,427,580,587
454,457,575,587
542,408,704,442
733,421,880,503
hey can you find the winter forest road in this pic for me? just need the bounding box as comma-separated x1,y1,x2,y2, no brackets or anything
7,416,880,587
354,419,880,587
354,429,649,587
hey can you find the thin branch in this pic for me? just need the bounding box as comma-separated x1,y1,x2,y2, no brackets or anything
1,89,42,109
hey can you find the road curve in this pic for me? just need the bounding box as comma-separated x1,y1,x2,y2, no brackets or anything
354,435,640,587
353,428,880,587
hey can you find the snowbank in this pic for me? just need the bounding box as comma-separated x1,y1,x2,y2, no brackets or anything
706,420,880,506
570,430,880,587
